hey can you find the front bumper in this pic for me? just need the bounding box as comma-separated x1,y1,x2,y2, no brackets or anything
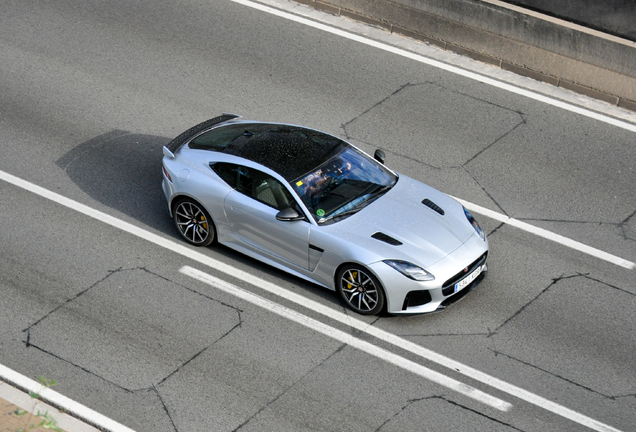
370,234,488,314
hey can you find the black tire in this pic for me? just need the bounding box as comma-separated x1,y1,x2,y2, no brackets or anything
336,264,385,315
173,198,216,246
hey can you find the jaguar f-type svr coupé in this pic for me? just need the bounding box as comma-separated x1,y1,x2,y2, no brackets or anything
162,114,488,315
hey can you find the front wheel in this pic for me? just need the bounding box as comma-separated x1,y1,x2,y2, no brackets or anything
336,265,385,315
173,198,216,246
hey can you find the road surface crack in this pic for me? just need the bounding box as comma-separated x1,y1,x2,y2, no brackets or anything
231,343,348,431
22,267,125,344
489,273,585,336
157,320,243,387
488,349,635,401
375,395,525,431
618,208,636,241
22,267,244,393
152,384,178,432
460,164,509,215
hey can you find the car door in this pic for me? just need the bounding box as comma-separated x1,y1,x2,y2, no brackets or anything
220,164,311,270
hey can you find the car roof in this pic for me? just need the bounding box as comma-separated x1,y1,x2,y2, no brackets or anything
188,121,348,181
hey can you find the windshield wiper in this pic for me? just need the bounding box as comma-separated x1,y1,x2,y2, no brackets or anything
360,183,392,207
318,183,394,224
319,207,363,224
370,183,392,197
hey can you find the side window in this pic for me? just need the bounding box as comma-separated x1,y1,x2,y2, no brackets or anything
211,163,239,188
213,164,298,212
249,169,295,211
236,166,256,196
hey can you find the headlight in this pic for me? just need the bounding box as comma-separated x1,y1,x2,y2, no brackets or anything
383,260,435,281
464,207,486,241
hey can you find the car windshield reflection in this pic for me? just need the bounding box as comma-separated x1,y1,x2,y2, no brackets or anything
292,147,397,224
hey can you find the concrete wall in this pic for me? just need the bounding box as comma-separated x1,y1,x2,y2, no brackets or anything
501,0,636,41
295,0,636,110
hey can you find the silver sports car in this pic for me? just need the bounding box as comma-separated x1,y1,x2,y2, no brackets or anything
162,114,488,315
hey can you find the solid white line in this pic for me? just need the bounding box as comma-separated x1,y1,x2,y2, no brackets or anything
453,197,636,270
0,364,135,432
0,169,626,431
180,266,511,411
230,0,636,134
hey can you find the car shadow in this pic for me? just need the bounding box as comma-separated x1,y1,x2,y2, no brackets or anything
57,130,346,311
57,130,174,235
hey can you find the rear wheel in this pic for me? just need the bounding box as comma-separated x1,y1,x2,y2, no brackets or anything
173,198,216,246
336,265,385,315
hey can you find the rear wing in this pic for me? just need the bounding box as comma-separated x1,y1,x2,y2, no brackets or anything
162,113,241,158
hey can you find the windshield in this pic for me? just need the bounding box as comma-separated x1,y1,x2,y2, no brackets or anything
291,147,397,224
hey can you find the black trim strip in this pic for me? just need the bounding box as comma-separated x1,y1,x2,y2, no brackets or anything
422,198,445,215
441,252,487,296
309,244,324,252
371,232,403,246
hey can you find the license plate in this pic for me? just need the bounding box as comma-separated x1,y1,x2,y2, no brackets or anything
454,265,483,293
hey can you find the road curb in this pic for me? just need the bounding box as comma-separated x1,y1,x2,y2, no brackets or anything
0,381,101,432
0,365,135,432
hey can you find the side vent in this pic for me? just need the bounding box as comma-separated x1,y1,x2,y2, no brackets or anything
422,198,445,215
371,232,402,246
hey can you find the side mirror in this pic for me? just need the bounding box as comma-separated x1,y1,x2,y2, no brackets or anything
276,207,305,221
374,149,386,164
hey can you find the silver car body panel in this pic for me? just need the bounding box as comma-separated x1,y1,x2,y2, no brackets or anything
162,118,488,314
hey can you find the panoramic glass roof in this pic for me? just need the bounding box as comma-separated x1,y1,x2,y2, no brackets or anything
189,123,348,180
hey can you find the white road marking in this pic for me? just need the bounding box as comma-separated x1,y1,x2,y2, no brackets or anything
454,197,635,270
0,364,135,432
180,266,511,411
0,169,626,431
231,0,636,134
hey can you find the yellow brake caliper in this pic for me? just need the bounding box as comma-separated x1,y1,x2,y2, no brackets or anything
347,271,357,289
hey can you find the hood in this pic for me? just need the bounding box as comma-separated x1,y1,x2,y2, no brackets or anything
324,176,476,268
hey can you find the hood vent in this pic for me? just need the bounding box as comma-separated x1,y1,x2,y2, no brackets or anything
372,232,403,246
422,198,444,215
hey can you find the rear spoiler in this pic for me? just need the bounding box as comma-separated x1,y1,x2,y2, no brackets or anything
162,113,241,158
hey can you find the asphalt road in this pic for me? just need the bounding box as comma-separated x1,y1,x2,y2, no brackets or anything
1,1,635,431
